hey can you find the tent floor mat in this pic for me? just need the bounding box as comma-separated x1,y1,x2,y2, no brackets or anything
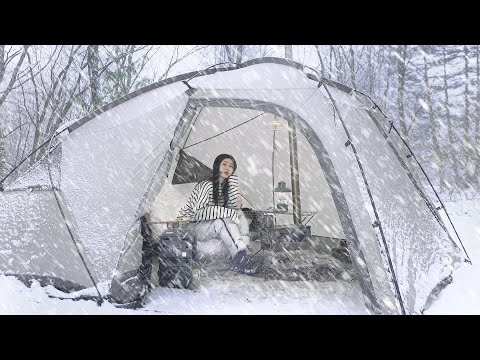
256,249,355,281
192,249,356,283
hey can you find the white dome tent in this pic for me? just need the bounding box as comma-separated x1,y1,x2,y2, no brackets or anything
0,58,468,315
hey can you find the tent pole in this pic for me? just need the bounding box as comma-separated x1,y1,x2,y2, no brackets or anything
322,83,406,314
284,47,302,226
288,120,301,225
272,124,277,210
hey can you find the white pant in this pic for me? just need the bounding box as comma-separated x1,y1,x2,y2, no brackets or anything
192,210,250,257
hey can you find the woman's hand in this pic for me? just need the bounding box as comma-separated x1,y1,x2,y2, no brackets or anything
236,196,243,207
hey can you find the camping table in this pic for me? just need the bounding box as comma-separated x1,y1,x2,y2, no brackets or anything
251,209,317,250
257,209,317,226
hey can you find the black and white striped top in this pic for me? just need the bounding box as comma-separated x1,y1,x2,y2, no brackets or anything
178,174,241,222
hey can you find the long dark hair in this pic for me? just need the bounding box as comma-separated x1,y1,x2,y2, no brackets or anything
211,154,237,207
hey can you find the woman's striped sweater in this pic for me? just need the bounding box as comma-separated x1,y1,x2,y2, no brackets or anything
177,174,241,222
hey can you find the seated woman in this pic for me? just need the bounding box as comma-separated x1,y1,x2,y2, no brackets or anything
177,154,260,275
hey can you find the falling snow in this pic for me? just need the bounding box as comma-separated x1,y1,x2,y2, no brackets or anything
1,52,479,315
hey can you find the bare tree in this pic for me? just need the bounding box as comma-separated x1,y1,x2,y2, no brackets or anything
1,45,88,172
463,45,477,189
0,126,8,183
253,45,273,58
420,46,443,186
0,45,30,180
381,46,395,112
314,45,326,78
344,45,357,88
99,45,209,106
0,45,30,109
329,46,336,78
101,45,153,100
463,45,471,139
441,46,461,192
87,45,101,109
2,44,210,181
396,45,408,141
326,46,344,81
473,45,480,188
223,45,244,65
284,45,293,61
27,45,86,166
235,45,243,64
366,45,384,97
84,45,166,110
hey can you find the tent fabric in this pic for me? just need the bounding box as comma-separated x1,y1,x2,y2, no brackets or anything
172,149,212,185
324,85,464,313
3,144,62,191
366,106,445,217
0,190,94,290
0,58,465,314
60,87,190,282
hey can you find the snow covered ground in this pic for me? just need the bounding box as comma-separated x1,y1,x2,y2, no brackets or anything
1,199,479,315
423,199,480,315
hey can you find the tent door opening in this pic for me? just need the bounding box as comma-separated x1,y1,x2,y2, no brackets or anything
147,106,353,285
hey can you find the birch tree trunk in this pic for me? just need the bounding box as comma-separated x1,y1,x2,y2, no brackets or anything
473,45,480,189
285,45,293,61
348,45,356,89
382,46,394,112
421,45,443,187
463,45,473,188
396,45,408,142
314,45,325,78
87,45,101,110
442,46,460,193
